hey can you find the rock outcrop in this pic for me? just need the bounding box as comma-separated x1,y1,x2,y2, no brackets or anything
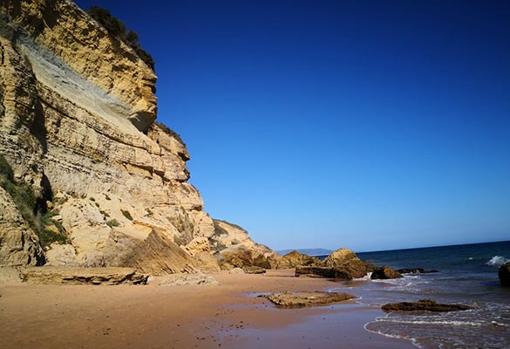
499,262,510,287
323,248,369,278
21,266,149,285
276,250,320,269
382,300,473,313
295,265,352,280
264,291,355,308
210,220,278,270
0,0,273,274
371,266,402,280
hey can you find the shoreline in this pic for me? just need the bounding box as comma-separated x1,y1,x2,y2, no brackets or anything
0,269,415,349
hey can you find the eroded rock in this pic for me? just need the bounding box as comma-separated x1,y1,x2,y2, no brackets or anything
212,220,279,270
295,266,352,280
371,266,402,279
243,266,266,274
276,250,320,269
323,248,369,278
20,267,149,285
382,299,473,313
265,291,355,308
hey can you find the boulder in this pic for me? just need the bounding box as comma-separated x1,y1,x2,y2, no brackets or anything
323,248,368,278
499,262,510,287
243,266,266,274
371,266,402,279
276,250,320,269
264,291,355,308
382,299,473,313
20,267,149,285
295,266,352,280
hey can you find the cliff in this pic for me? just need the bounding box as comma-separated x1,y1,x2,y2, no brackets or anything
0,0,270,274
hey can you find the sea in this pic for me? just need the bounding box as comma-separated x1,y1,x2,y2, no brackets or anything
329,241,510,349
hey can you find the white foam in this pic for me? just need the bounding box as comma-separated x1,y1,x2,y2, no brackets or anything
486,256,508,267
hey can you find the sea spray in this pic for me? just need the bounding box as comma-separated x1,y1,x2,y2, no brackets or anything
486,256,508,267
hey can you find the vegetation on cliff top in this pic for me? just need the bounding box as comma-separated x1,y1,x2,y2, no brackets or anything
87,6,155,70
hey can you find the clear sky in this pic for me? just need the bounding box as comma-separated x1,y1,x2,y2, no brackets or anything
76,0,510,252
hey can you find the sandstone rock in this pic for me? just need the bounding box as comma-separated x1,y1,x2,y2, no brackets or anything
20,267,149,285
295,266,352,280
44,244,78,266
323,248,369,278
211,220,278,270
227,267,244,274
499,262,510,287
265,291,355,308
382,299,473,313
152,273,218,287
0,266,23,284
276,250,320,269
371,266,402,279
243,266,266,274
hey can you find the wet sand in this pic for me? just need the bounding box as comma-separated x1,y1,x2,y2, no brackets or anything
0,269,414,349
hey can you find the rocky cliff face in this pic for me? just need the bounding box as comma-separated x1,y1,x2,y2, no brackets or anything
0,0,269,273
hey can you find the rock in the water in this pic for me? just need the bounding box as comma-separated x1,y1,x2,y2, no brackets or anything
243,266,266,274
276,250,320,269
371,266,402,279
397,268,438,274
499,262,510,287
323,248,368,278
295,266,352,280
265,291,355,308
152,273,218,286
20,267,149,285
382,299,473,312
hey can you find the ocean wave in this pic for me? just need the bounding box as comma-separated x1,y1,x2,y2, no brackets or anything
376,318,484,327
486,256,508,267
363,322,423,348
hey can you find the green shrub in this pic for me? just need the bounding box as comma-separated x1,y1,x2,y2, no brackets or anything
38,228,69,246
121,209,133,221
0,155,14,181
106,219,120,228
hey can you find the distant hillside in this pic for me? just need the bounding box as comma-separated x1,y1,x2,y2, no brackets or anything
277,248,333,256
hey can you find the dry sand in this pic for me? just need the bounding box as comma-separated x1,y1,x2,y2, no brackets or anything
0,269,414,349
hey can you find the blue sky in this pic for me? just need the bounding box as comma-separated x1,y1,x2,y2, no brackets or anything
76,0,510,252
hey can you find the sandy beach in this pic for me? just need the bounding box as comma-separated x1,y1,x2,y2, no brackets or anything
0,270,413,349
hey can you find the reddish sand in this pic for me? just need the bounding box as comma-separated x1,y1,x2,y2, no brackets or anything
0,270,414,349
